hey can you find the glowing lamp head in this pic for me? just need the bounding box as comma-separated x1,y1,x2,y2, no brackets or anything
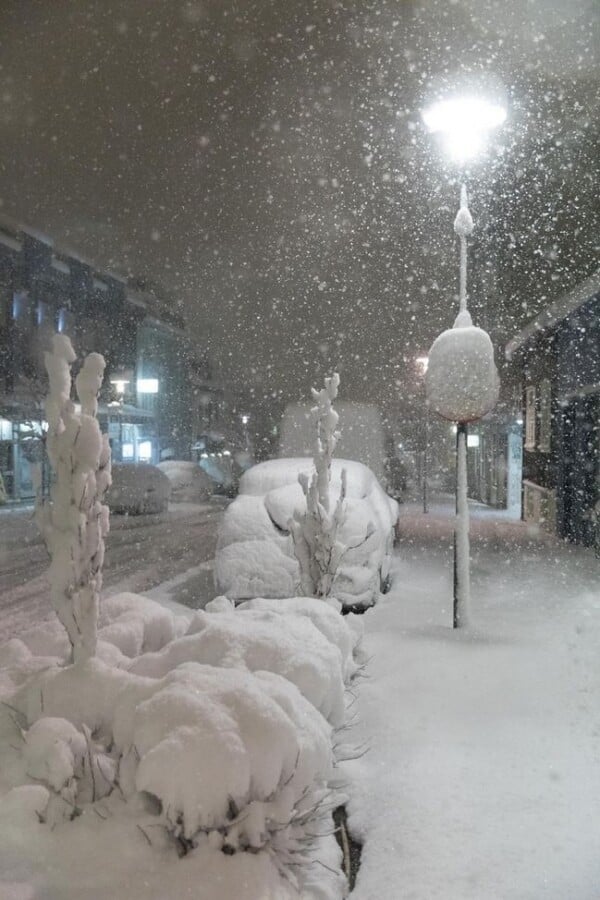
422,96,507,163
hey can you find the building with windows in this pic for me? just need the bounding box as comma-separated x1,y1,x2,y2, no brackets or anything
0,220,224,500
506,273,600,545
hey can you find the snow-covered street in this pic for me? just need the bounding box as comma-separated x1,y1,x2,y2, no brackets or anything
1,490,599,898
0,500,227,644
345,499,600,899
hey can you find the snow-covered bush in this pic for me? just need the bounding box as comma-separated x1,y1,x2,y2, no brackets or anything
8,650,344,896
117,665,334,850
2,583,349,897
290,373,357,599
23,716,116,824
236,596,360,682
35,334,111,664
129,606,346,726
98,592,188,658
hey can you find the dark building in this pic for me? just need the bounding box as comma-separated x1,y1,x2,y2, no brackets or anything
0,220,224,500
506,273,600,546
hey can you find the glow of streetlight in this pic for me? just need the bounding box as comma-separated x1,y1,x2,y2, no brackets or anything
416,356,429,374
422,95,507,163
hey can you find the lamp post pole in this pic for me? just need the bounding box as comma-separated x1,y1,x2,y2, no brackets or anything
416,356,430,514
452,185,474,627
423,403,429,514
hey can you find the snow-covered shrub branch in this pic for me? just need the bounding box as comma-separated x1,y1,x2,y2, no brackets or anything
35,334,111,664
290,374,348,599
23,716,116,825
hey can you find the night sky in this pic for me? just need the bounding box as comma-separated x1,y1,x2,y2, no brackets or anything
0,0,598,415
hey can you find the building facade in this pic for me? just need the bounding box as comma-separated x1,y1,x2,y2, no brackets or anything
0,220,223,500
506,274,600,546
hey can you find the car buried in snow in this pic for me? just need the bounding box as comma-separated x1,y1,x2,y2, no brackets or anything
214,458,399,611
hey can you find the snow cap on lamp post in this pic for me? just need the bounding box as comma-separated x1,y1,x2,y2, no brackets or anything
426,186,499,423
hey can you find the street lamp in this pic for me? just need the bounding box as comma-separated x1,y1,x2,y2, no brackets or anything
241,414,250,452
422,95,507,164
422,91,505,629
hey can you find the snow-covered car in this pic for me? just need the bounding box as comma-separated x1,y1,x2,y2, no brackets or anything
107,463,171,515
157,460,214,503
215,458,399,610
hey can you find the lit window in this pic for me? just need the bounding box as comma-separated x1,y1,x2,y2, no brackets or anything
467,434,480,448
12,292,27,320
0,418,12,440
137,378,159,394
138,440,153,461
121,443,134,460
538,380,551,452
525,386,536,450
36,301,48,326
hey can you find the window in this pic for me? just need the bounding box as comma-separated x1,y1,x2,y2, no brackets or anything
137,440,153,461
525,386,536,450
57,308,72,333
538,379,551,452
12,291,30,323
0,418,13,441
36,301,48,326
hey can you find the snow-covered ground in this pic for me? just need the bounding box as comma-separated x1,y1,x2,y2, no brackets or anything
1,492,598,898
344,497,600,899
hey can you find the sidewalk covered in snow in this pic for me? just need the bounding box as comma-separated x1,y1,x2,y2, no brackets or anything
343,497,600,899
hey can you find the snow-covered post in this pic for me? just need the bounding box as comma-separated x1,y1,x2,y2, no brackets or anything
426,188,499,628
35,334,111,664
290,373,347,598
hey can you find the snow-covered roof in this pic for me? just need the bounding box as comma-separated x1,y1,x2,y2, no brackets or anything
0,227,22,252
125,289,148,309
505,271,600,360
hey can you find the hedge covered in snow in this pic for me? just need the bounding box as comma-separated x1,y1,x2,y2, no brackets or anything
0,590,360,899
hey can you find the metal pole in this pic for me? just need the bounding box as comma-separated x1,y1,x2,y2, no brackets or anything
423,401,429,513
453,422,470,628
457,183,470,314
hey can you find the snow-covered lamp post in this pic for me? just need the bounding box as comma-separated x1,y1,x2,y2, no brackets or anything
422,94,505,628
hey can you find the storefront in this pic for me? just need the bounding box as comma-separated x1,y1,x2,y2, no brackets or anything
103,403,159,465
0,412,46,502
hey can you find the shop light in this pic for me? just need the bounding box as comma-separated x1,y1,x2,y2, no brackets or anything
137,378,159,394
138,440,153,461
